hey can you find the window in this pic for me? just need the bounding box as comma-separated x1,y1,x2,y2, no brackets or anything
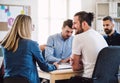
38,0,81,44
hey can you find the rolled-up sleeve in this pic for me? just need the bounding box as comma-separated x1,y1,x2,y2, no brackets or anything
30,41,57,72
45,36,61,63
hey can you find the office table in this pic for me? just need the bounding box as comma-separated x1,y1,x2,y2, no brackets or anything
38,69,82,83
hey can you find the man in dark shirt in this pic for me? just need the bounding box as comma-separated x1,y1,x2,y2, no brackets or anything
103,16,120,46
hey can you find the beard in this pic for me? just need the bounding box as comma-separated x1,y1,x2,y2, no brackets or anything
75,28,84,35
104,29,112,35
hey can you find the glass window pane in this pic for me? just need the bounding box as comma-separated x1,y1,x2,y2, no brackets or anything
38,0,49,18
69,0,82,19
50,0,67,19
38,0,68,44
38,19,49,44
50,19,64,35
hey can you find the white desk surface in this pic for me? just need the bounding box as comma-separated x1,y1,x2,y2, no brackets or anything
38,69,82,83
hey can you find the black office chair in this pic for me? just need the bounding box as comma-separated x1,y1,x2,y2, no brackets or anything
92,46,120,83
4,77,30,83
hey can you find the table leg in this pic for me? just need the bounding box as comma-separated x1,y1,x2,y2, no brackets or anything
50,75,56,83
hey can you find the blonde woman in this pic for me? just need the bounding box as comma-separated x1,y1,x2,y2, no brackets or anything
1,14,58,83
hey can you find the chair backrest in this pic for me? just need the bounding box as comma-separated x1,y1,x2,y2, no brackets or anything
92,46,120,83
0,46,4,57
0,46,4,68
0,46,4,62
4,77,30,83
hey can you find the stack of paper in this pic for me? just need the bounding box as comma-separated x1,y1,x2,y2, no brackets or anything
58,63,72,70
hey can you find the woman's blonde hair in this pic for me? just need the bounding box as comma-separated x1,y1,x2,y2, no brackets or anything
1,14,32,52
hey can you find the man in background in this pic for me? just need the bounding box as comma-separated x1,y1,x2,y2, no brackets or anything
103,16,120,46
45,19,73,64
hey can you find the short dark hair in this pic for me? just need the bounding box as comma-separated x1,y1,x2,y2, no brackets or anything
63,19,73,29
74,11,94,26
103,16,113,22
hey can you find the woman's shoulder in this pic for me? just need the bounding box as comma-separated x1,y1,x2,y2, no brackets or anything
20,39,38,46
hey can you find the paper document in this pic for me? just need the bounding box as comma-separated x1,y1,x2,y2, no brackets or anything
58,63,72,70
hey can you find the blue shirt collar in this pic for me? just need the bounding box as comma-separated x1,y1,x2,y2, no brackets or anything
59,33,67,41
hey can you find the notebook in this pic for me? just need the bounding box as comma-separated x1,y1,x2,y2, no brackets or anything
58,63,72,70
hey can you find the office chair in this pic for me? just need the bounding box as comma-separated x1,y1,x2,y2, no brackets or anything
92,46,120,83
0,46,4,83
4,76,30,83
0,46,4,57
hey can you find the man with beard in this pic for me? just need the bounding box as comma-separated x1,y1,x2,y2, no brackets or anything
103,16,120,46
69,11,108,83
45,19,73,64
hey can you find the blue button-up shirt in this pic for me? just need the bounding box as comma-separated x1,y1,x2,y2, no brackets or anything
45,33,73,63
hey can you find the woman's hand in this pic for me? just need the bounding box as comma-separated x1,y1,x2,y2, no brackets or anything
53,62,59,69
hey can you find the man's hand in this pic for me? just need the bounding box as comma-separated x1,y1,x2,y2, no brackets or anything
59,57,70,63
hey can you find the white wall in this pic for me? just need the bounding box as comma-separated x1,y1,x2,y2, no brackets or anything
0,0,38,41
81,0,96,12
